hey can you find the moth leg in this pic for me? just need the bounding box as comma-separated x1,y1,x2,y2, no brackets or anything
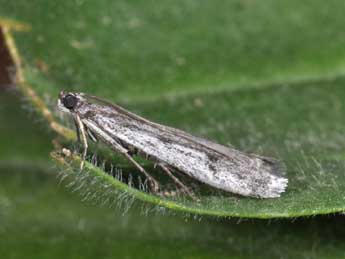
75,114,88,169
87,128,98,143
121,151,160,193
158,163,198,201
73,117,81,143
80,120,159,192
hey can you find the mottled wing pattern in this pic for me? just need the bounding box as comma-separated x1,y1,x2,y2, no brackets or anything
78,94,288,198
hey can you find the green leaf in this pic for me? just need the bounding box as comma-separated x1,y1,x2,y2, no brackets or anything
1,1,345,217
0,91,53,164
52,82,345,218
3,1,345,100
1,167,345,259
1,90,343,257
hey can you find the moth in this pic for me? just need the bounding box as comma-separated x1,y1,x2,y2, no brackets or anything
58,91,288,199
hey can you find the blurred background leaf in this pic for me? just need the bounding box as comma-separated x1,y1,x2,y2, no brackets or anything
1,0,345,217
52,82,345,218
0,91,52,164
2,163,345,259
1,90,345,258
2,0,345,100
1,1,345,256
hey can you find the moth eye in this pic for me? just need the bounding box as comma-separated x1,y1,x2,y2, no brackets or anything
63,94,78,109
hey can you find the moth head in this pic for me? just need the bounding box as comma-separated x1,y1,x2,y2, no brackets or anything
58,91,83,112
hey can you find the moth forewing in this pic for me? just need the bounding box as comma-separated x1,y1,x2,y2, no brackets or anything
58,91,288,199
